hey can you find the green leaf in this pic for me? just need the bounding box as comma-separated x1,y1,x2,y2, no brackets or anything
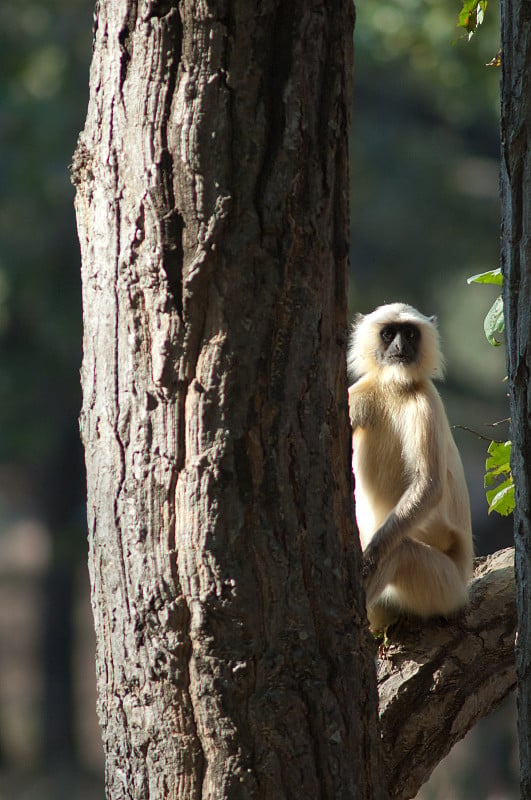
484,294,505,346
485,439,511,473
486,477,515,516
467,270,505,345
457,0,488,39
484,440,515,516
467,268,503,286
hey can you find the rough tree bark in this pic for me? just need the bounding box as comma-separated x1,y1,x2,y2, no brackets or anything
500,0,531,795
72,2,387,799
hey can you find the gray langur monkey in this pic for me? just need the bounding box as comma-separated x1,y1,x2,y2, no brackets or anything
347,302,473,629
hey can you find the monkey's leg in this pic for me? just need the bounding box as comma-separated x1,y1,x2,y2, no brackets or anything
366,538,469,623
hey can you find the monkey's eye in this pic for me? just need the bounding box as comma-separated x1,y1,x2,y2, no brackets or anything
403,325,420,343
380,325,395,344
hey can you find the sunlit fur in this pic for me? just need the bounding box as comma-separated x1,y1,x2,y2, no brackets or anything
348,303,473,629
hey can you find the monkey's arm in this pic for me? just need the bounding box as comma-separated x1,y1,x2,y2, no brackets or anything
362,474,442,578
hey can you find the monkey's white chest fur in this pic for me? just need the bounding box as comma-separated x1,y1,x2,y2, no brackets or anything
352,418,406,549
352,423,407,550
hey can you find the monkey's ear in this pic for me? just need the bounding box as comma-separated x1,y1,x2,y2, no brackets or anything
428,315,438,326
352,312,365,327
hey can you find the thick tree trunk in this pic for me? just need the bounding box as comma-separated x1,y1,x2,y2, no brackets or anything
500,0,531,795
72,2,386,799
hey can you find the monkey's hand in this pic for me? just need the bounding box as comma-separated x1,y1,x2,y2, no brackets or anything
362,522,398,582
362,554,376,581
362,541,380,581
362,509,406,582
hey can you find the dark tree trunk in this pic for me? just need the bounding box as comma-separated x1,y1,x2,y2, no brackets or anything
500,0,531,795
72,2,386,798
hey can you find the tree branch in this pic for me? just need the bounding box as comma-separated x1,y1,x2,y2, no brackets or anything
376,547,516,800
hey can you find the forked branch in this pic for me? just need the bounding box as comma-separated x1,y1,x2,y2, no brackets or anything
375,547,516,800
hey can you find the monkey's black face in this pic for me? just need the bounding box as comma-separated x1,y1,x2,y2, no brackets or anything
378,323,420,366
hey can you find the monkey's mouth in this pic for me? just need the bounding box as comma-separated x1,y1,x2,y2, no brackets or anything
389,354,414,364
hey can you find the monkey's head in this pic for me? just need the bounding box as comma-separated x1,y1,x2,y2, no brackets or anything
347,302,444,384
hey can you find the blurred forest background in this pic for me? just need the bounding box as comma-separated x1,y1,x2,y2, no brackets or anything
0,1,516,798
